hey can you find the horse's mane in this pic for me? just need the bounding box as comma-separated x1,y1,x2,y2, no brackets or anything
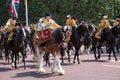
77,24,89,37
101,27,115,42
52,28,62,43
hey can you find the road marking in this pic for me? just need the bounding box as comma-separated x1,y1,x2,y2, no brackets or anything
104,65,120,68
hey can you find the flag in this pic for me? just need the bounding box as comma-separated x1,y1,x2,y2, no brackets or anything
10,0,20,18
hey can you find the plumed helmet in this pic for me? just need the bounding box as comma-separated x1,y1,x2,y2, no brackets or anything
6,18,13,26
101,14,108,19
103,15,108,19
67,14,71,18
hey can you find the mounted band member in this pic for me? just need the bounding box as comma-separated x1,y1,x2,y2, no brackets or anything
39,13,61,29
34,13,61,44
90,21,98,31
66,14,77,27
95,15,111,39
113,14,120,26
4,17,17,42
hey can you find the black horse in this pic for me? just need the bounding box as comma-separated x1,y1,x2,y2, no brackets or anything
111,26,120,52
62,24,90,64
92,27,119,61
0,30,5,58
4,27,27,69
78,24,91,54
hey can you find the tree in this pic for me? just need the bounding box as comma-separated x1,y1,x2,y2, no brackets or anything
0,0,120,26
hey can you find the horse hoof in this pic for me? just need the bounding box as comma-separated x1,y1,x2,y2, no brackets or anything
73,61,75,63
98,56,100,59
38,68,45,73
58,70,65,75
12,63,15,67
51,69,56,73
78,61,80,64
68,60,70,62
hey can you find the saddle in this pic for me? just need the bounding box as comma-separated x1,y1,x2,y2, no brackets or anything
35,28,51,44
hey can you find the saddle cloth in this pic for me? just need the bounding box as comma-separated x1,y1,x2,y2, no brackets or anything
35,28,51,43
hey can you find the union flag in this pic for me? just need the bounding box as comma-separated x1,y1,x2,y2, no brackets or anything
10,0,20,18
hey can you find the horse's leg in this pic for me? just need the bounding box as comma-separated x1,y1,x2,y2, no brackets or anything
4,50,8,64
100,47,104,53
76,49,80,64
0,49,3,60
55,55,64,75
80,45,84,54
93,45,97,60
21,49,26,69
37,53,45,73
7,50,10,63
37,48,45,73
17,53,20,64
44,52,50,67
108,49,112,60
14,52,17,69
11,52,15,67
98,46,101,59
51,55,57,73
116,44,119,52
32,44,37,61
47,53,51,67
86,45,90,55
60,46,64,63
0,49,2,57
67,45,71,62
73,52,77,63
112,49,118,61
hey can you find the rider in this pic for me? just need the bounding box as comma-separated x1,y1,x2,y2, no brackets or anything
66,14,77,27
79,18,85,26
4,17,17,42
113,14,120,26
90,20,98,32
95,15,111,39
39,12,61,29
0,25,4,32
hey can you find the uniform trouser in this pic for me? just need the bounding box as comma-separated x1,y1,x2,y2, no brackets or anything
95,29,102,39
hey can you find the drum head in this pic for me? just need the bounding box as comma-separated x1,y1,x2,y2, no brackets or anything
36,22,48,31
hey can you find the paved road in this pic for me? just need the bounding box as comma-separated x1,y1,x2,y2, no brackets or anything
0,50,120,80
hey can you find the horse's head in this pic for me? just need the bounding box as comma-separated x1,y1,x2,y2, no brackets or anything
111,26,120,38
101,27,112,41
61,26,72,48
36,22,48,31
78,23,88,31
77,23,90,38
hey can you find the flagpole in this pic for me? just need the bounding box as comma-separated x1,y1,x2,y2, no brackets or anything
25,0,30,32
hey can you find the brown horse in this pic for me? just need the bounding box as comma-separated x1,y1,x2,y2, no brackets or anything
33,26,71,75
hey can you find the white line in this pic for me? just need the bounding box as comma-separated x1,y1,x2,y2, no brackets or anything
104,65,120,68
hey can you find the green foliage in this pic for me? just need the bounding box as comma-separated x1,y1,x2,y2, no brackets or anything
0,0,120,26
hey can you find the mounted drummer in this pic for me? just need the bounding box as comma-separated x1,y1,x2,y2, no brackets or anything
33,12,61,44
39,12,61,29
